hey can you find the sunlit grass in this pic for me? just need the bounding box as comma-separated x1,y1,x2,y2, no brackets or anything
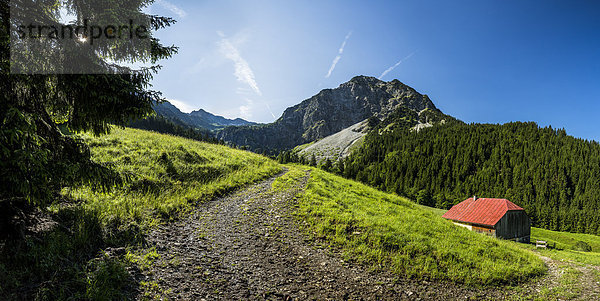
63,127,282,230
291,166,545,285
528,225,600,266
270,164,307,192
419,202,600,267
531,227,600,252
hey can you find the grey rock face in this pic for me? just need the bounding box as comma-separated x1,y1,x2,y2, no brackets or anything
217,76,439,153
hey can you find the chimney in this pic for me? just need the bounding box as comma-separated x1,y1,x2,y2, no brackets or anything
473,195,477,201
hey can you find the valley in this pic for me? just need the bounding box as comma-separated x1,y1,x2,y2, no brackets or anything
2,128,599,300
3,1,599,300
4,75,597,300
157,76,600,239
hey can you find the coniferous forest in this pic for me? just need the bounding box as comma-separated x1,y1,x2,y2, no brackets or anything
344,120,600,235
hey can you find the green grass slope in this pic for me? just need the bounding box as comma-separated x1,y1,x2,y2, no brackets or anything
2,127,554,298
530,227,600,266
0,127,281,299
71,127,281,226
278,166,545,285
420,203,600,269
419,204,600,252
531,227,600,252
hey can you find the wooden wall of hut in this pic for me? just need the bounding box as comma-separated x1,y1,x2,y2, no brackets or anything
494,210,531,242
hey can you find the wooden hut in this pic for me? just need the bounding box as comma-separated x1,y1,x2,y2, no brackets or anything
442,197,530,243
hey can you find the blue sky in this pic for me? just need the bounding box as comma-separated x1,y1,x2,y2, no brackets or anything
147,0,600,142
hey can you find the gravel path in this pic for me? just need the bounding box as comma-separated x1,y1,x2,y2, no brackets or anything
531,255,600,300
136,170,504,300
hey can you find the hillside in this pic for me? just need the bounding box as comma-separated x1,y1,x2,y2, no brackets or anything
0,128,281,299
289,166,544,285
344,120,600,235
217,76,440,154
421,204,600,299
1,127,561,299
298,106,456,163
296,120,369,163
128,115,220,143
154,101,256,131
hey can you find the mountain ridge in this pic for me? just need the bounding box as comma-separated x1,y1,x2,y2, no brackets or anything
154,101,257,131
217,75,441,153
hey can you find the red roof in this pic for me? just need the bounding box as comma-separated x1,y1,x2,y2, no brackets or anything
442,197,524,227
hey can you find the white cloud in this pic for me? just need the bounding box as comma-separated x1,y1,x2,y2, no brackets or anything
238,98,276,120
239,105,251,119
216,31,277,121
236,87,254,95
239,98,253,119
168,99,195,113
379,51,417,80
326,31,352,78
217,31,262,96
326,56,341,78
157,0,187,19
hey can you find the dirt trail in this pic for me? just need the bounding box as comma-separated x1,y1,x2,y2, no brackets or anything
578,265,600,299
511,253,600,301
135,170,503,300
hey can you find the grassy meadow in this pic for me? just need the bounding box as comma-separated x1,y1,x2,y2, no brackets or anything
420,201,600,267
7,127,599,298
529,228,600,266
418,200,600,299
514,229,600,300
277,165,546,285
70,127,281,227
531,227,600,252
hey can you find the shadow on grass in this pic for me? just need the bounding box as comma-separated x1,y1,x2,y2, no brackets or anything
0,203,147,300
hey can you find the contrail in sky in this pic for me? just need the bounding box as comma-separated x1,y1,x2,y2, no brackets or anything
218,31,277,120
262,100,276,119
379,51,417,80
217,31,262,96
326,31,353,78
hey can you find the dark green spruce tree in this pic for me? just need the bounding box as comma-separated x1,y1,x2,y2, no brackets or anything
0,0,177,222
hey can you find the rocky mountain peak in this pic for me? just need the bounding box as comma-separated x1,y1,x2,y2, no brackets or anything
217,76,442,153
347,75,383,85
